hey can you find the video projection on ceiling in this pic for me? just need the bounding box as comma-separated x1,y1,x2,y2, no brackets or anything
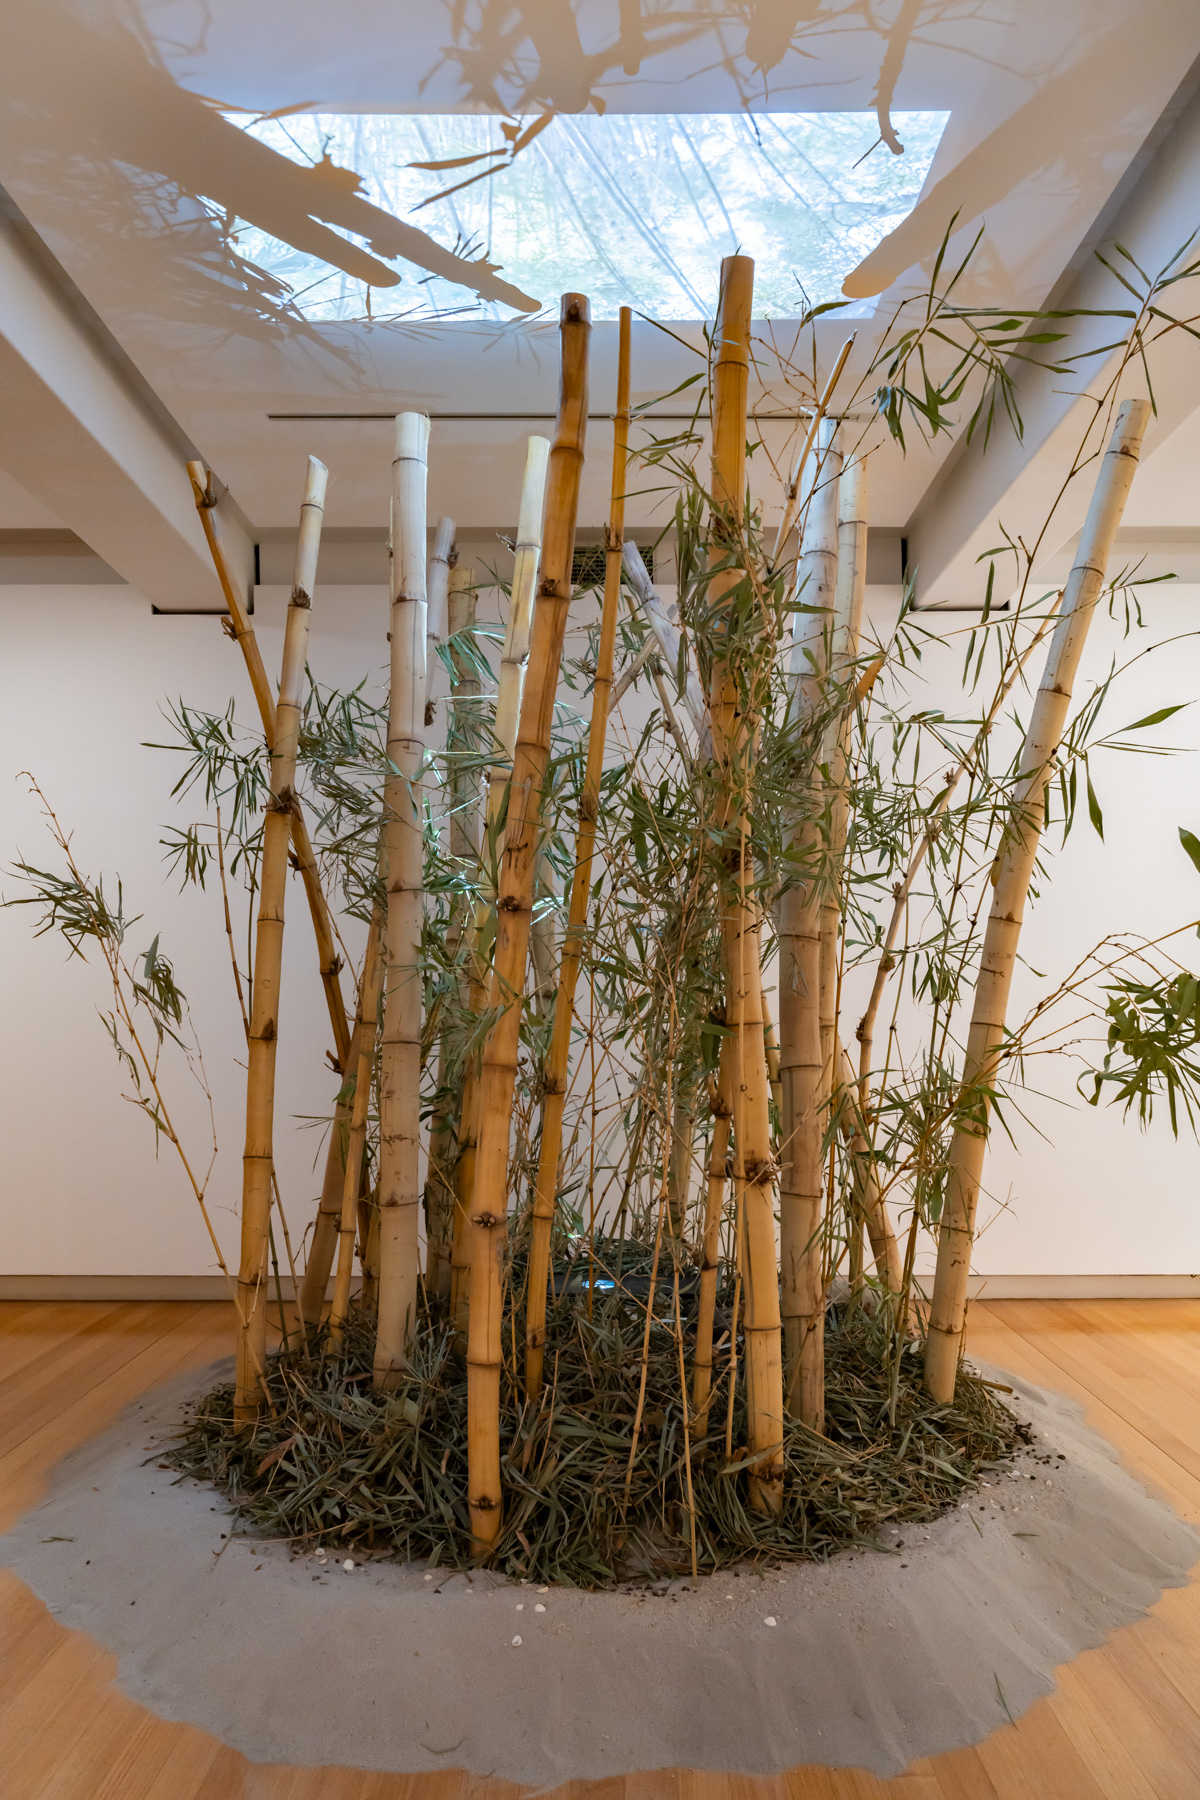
223,110,949,322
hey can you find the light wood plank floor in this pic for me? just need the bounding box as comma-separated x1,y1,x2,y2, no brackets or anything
2,1298,1199,1799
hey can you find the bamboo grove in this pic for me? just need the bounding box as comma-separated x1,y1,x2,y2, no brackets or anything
14,233,1200,1576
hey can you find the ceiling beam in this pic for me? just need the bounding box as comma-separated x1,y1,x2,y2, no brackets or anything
905,76,1200,608
0,201,251,611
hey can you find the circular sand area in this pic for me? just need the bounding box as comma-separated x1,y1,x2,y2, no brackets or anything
2,1358,1195,1784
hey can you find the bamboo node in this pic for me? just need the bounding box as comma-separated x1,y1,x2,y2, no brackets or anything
473,1211,504,1229
258,1019,276,1042
604,523,623,552
424,700,436,727
267,787,300,817
290,586,312,609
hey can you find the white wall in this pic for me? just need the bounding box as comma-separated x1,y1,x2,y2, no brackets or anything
1,578,1198,1280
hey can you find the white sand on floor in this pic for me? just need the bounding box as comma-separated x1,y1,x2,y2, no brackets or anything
3,1357,1196,1783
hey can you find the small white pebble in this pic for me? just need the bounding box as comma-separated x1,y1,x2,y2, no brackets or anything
423,1573,434,1581
516,1603,524,1611
343,1559,355,1571
512,1635,522,1647
538,1586,549,1594
535,1603,546,1613
764,1616,777,1628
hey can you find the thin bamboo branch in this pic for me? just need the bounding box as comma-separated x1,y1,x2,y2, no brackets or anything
925,397,1151,1400
467,294,591,1547
373,413,431,1389
185,462,351,1072
235,456,327,1421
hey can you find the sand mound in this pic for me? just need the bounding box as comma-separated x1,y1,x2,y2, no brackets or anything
3,1358,1195,1783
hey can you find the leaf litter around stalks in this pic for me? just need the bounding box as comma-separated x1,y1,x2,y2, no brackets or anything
166,1280,1022,1589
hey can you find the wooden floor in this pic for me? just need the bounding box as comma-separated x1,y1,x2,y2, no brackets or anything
3,1300,1200,1799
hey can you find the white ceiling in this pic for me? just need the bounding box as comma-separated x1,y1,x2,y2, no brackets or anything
1,1,1200,540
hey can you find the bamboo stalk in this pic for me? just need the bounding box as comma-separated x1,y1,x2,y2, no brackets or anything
529,846,559,1015
666,1092,695,1238
924,397,1150,1401
769,335,855,564
524,306,628,1399
467,295,591,1547
234,456,327,1421
777,419,841,1430
450,438,549,1333
837,1044,901,1288
620,542,712,753
185,463,351,1073
328,921,385,1344
373,413,431,1389
692,1037,732,1437
708,255,784,1511
819,454,868,1075
427,516,456,694
427,562,480,1300
298,907,383,1327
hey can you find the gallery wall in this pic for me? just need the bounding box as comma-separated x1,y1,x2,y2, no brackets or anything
2,575,1198,1289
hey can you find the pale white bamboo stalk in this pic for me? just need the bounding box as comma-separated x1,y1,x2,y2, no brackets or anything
427,515,456,694
373,412,430,1389
925,398,1151,1401
620,542,711,754
234,456,326,1420
770,336,855,564
328,923,385,1345
777,418,841,1429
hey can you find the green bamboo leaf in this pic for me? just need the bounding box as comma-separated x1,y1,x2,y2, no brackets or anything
1086,770,1104,841
1179,827,1200,875
1119,704,1187,731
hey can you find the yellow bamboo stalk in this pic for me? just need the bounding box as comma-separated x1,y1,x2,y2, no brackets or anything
523,308,630,1398
234,456,327,1421
185,462,351,1073
450,439,549,1333
778,419,841,1430
427,562,480,1301
328,921,385,1345
467,295,591,1549
299,905,384,1327
708,255,784,1511
692,1038,732,1437
925,398,1150,1401
373,413,431,1389
666,1094,695,1238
